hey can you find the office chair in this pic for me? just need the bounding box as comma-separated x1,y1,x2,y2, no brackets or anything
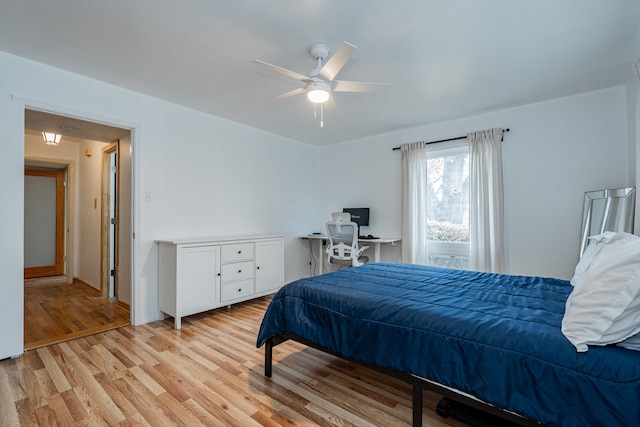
325,213,369,268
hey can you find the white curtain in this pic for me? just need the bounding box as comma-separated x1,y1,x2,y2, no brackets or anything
468,128,505,273
634,59,640,232
401,142,429,264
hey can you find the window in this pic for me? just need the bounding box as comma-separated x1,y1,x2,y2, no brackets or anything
425,145,469,269
402,128,505,272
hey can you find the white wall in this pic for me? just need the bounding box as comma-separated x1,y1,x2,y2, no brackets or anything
319,87,630,280
0,51,318,359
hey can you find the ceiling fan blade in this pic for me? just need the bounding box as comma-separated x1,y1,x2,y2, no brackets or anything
333,80,389,93
318,41,356,82
253,59,311,83
272,87,305,100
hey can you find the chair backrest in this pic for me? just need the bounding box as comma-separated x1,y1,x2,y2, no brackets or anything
326,219,368,267
326,220,358,250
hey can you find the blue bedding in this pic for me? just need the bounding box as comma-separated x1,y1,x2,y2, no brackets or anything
257,262,640,427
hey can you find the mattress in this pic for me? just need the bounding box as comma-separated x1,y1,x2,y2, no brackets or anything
257,262,640,427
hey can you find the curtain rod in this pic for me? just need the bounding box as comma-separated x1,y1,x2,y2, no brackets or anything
391,128,510,151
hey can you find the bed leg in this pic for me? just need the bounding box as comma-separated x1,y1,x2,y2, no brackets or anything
412,383,422,427
265,338,273,378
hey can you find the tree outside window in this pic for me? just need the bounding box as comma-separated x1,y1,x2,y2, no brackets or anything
425,146,469,269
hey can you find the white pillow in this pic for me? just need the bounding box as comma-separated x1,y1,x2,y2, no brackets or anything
571,231,637,286
562,233,640,352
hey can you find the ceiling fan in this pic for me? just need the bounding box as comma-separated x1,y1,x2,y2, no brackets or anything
254,42,388,126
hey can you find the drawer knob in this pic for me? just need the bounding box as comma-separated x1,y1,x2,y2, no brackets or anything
238,269,242,273
238,250,242,254
237,288,242,292
256,266,260,270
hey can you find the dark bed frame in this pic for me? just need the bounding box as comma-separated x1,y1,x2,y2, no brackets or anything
264,333,541,427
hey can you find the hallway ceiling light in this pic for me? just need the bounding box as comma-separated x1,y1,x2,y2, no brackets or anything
42,132,62,146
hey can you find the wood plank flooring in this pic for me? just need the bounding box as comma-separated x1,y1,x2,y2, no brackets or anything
24,277,130,350
2,297,469,426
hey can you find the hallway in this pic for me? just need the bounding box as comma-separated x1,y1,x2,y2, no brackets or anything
24,277,130,350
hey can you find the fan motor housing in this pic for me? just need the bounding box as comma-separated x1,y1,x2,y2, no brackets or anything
309,44,330,61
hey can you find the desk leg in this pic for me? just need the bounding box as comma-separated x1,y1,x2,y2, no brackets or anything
316,239,323,275
373,242,381,263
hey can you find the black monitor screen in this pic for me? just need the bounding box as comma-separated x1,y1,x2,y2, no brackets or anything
343,208,370,227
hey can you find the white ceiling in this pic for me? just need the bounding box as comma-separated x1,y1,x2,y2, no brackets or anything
2,0,640,147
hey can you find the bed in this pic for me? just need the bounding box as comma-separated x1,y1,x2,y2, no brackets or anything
256,262,640,427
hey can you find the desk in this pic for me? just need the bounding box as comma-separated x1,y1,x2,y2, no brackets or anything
303,235,401,275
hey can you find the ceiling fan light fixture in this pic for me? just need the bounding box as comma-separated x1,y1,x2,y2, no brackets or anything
307,80,330,103
42,131,62,146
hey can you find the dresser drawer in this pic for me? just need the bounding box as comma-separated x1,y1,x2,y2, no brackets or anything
221,279,254,302
221,260,254,282
222,243,254,263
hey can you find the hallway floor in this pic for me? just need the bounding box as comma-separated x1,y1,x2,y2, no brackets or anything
24,277,130,350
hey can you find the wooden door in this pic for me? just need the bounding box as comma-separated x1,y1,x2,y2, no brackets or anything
24,169,65,278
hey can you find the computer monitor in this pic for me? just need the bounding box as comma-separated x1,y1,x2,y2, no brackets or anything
343,207,370,228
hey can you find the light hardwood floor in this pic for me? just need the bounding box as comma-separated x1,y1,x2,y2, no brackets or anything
2,297,469,426
24,277,130,350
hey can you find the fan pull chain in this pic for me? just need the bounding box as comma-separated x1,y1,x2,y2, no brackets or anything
312,103,323,127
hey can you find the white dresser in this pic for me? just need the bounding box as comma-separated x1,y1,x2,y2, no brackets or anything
157,234,284,329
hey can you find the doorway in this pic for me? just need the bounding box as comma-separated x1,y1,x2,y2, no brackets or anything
24,168,65,279
23,109,133,349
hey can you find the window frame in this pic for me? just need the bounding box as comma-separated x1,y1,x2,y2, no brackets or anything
425,141,470,267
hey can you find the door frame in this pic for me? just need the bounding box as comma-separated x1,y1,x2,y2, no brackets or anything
24,157,76,285
24,168,66,278
18,97,138,329
101,141,119,299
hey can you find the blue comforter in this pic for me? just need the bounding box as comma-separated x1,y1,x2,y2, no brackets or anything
257,263,640,427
